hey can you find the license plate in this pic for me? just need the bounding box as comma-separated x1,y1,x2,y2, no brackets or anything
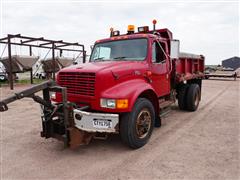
93,119,112,129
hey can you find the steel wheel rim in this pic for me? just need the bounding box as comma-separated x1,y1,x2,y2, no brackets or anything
136,108,152,139
194,91,200,107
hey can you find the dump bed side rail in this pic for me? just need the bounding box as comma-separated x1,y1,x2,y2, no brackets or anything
174,55,205,83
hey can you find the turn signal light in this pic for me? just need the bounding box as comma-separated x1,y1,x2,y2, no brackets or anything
116,99,128,109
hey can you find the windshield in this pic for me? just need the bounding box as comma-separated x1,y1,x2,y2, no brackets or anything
90,38,148,62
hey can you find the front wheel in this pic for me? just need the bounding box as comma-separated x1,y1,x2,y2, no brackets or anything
120,98,155,149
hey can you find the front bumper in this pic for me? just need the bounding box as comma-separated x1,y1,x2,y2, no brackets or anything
73,109,119,133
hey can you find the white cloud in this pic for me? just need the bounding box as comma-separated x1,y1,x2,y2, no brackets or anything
1,1,239,64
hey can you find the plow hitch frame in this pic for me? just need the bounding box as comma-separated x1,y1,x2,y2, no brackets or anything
0,80,78,148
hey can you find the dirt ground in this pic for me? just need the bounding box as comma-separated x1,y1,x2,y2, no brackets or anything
0,78,239,180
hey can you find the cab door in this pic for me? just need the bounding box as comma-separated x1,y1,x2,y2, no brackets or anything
150,40,171,97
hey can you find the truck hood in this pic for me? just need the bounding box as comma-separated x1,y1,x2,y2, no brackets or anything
60,61,146,74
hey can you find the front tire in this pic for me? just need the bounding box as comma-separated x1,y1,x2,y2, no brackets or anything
120,98,155,149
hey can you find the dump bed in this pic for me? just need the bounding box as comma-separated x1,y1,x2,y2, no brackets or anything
174,52,205,83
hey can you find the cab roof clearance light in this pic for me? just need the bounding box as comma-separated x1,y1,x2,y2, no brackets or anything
138,26,149,33
112,30,120,36
127,25,135,34
152,19,157,31
152,19,157,25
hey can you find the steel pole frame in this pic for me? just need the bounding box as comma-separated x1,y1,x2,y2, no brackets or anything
0,34,86,89
7,35,13,90
29,46,33,84
52,42,55,80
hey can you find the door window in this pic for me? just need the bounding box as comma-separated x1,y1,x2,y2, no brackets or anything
152,41,167,63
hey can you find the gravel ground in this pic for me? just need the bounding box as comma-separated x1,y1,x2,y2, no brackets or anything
0,78,239,180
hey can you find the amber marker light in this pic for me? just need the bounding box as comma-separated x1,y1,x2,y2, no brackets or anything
127,25,135,31
116,99,128,109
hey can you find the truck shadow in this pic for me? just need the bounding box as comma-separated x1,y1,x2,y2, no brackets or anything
67,134,130,154
204,78,238,81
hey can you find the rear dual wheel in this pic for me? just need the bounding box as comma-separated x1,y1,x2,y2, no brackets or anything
187,84,200,111
177,85,188,110
177,83,201,111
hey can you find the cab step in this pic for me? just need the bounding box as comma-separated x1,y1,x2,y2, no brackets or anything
159,100,174,109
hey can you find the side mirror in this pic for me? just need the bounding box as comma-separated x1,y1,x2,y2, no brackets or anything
170,40,180,59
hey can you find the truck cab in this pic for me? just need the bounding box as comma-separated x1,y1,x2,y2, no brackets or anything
57,27,174,109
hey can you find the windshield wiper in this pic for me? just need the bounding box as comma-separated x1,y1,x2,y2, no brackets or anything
113,56,128,59
93,57,105,61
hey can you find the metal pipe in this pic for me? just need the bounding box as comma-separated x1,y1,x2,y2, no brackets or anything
21,37,44,44
83,46,86,63
56,42,79,48
29,46,33,84
60,49,63,57
0,41,84,52
7,35,13,90
52,42,55,80
29,46,32,56
2,34,84,46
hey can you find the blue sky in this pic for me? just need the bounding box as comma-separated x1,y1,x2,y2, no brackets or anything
0,0,239,65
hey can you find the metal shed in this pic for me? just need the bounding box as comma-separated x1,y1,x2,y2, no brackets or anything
222,56,240,71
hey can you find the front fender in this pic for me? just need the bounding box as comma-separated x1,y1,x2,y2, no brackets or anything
101,79,156,112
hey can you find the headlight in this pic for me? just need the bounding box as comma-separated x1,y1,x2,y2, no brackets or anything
100,99,116,109
100,98,128,109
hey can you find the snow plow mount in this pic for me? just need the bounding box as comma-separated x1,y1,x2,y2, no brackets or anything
0,80,91,148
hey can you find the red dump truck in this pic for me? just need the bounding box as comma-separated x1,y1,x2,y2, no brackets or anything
0,20,204,149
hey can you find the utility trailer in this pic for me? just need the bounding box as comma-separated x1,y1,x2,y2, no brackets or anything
205,71,238,80
0,21,205,149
